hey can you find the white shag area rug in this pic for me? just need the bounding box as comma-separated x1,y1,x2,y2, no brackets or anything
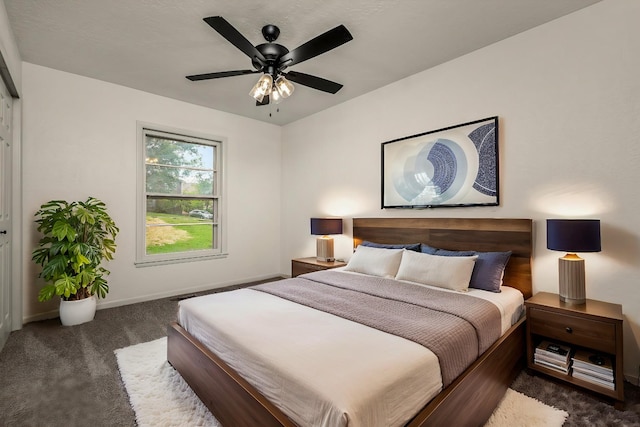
115,338,568,427
115,337,220,427
484,388,568,427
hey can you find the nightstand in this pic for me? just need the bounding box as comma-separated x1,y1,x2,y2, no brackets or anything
291,257,347,277
525,292,624,408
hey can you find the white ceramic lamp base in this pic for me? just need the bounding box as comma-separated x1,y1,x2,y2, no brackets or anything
316,236,335,262
558,254,586,305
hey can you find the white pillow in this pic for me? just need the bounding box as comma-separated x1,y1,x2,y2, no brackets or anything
395,249,478,292
343,245,403,278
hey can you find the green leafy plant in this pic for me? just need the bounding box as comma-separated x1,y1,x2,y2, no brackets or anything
32,197,119,302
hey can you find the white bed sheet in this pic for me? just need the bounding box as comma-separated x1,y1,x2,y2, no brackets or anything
177,276,523,427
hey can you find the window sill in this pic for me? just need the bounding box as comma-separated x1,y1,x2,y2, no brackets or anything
135,252,228,268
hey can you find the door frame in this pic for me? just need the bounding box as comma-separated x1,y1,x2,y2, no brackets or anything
0,49,22,337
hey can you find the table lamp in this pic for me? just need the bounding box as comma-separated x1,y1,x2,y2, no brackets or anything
310,218,343,262
546,219,601,304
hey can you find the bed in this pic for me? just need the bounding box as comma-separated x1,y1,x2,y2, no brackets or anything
168,217,533,426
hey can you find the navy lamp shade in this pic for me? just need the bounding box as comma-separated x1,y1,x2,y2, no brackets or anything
310,218,343,262
547,219,601,304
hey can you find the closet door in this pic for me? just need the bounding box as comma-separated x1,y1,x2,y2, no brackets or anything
0,76,13,351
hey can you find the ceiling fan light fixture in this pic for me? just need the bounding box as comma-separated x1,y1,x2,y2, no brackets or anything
275,75,295,98
249,73,273,102
270,86,282,104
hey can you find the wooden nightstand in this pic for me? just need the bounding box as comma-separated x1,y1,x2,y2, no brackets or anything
525,292,624,408
291,257,347,277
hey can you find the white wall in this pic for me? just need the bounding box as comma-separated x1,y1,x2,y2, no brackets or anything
282,0,640,381
21,63,282,321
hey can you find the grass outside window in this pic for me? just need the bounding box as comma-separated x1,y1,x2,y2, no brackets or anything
145,212,214,254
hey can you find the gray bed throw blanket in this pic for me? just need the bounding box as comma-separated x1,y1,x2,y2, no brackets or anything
252,270,501,387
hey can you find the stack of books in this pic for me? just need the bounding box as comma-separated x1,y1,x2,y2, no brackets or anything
534,341,572,373
571,349,615,390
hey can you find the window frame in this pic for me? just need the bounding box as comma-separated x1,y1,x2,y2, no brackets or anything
135,122,227,267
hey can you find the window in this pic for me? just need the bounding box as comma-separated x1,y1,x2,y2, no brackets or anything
136,124,225,266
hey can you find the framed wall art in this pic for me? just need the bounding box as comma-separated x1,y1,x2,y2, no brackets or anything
381,116,499,209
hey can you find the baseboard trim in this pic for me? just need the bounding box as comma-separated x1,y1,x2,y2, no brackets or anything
96,274,284,310
625,373,640,387
23,309,60,324
22,274,284,325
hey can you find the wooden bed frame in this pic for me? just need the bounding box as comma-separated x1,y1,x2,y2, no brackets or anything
168,217,533,427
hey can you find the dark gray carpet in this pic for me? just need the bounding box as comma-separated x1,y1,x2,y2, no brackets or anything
511,370,640,426
1,278,638,426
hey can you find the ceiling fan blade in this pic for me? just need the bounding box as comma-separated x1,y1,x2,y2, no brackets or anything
284,71,343,94
256,94,270,106
186,70,259,81
203,16,266,65
277,25,352,69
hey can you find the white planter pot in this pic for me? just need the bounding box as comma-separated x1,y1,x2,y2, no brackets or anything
59,295,97,326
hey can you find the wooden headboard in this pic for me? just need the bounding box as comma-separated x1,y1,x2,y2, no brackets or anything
352,218,533,298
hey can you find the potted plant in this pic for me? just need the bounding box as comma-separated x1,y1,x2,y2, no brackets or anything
31,197,119,326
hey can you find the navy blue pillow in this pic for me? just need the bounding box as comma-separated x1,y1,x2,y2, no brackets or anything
469,251,512,292
419,244,511,292
361,241,421,252
419,244,439,255
435,248,475,257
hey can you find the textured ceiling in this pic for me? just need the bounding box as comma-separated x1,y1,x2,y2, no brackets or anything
4,0,600,126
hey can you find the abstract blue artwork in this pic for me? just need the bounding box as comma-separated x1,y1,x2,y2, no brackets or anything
382,117,499,208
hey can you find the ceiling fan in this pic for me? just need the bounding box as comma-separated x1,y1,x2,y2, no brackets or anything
186,16,353,106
